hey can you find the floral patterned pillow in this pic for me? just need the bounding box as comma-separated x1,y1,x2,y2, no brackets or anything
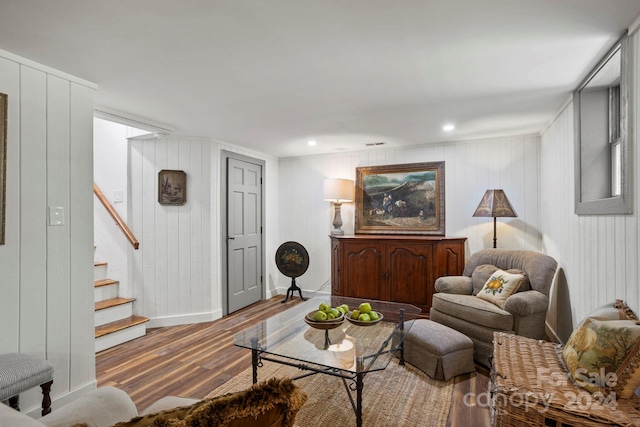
562,318,640,398
475,269,525,309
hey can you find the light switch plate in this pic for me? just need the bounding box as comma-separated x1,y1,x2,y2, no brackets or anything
49,206,64,226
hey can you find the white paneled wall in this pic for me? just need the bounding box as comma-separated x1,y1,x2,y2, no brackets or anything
130,137,213,325
541,29,640,342
277,135,542,293
129,137,280,324
0,50,96,414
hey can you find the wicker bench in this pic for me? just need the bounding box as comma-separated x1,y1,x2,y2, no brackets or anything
490,332,640,426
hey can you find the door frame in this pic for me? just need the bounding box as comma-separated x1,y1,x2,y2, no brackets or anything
220,150,266,316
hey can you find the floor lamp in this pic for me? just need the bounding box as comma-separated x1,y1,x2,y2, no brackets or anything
472,189,517,248
323,178,354,235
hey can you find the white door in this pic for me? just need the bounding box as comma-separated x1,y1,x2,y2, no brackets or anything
226,157,263,313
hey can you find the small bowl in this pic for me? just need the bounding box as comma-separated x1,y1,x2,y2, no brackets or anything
304,311,345,330
345,312,383,326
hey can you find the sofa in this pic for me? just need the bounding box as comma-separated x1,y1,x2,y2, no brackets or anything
429,249,558,367
0,377,307,427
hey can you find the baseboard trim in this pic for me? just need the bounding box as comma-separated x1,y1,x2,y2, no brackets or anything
26,381,97,419
147,310,223,328
271,286,330,300
545,320,563,344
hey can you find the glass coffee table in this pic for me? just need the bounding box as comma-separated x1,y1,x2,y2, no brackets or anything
233,296,421,427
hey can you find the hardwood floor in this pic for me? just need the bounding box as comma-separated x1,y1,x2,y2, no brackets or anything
96,296,491,425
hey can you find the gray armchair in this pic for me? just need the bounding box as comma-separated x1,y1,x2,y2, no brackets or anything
429,249,557,367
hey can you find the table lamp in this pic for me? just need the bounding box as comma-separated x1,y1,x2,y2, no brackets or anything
472,189,517,248
323,178,354,235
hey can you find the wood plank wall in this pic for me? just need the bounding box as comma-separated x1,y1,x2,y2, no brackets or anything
277,135,543,293
0,50,96,412
129,138,214,325
128,138,280,326
540,29,640,340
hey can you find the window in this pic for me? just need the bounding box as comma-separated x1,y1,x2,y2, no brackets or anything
574,33,632,215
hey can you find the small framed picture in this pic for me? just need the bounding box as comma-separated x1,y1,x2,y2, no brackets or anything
158,169,187,206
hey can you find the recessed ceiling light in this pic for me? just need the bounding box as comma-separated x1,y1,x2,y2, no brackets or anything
443,124,455,132
308,140,317,146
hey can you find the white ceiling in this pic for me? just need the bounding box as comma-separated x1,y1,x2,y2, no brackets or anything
1,1,639,158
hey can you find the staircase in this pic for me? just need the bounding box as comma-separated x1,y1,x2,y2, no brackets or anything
94,260,149,352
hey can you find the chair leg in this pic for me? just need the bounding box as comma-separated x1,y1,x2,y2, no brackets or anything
8,395,19,412
41,380,53,416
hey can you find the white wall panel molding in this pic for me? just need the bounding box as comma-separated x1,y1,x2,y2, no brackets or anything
130,137,213,324
0,51,95,414
0,49,96,89
540,29,640,342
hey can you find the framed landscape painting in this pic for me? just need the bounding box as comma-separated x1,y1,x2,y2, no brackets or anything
354,162,445,235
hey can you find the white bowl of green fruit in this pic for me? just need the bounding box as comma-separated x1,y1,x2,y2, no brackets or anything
345,302,383,326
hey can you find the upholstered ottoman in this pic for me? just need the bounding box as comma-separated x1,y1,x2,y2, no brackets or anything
0,353,54,416
402,319,475,381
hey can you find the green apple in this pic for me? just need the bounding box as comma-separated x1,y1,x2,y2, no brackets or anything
318,302,331,313
329,308,341,318
358,302,372,314
312,310,328,321
327,312,336,320
350,309,360,320
358,313,371,322
339,304,350,313
369,311,379,321
336,306,346,314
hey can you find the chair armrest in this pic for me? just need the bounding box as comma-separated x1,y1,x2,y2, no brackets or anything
503,290,549,317
434,276,473,295
0,403,44,427
41,387,138,427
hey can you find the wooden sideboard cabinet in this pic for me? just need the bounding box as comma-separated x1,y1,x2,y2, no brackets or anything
330,235,466,314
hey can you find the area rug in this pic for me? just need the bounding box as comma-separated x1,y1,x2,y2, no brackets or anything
207,357,454,427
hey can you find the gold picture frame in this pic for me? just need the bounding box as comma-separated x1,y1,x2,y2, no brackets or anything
355,162,445,235
158,169,187,206
0,93,7,245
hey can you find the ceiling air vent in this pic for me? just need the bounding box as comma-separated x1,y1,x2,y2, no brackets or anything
365,141,387,147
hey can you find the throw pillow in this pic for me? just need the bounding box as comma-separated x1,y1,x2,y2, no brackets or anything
475,269,525,309
114,377,307,427
471,264,499,295
585,299,638,321
562,318,640,398
471,264,530,295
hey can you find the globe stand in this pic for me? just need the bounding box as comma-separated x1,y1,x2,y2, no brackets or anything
282,276,306,304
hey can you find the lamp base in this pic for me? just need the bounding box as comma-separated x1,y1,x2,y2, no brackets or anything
331,202,344,235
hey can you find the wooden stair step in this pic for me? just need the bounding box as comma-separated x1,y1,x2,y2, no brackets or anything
96,315,149,338
95,278,119,288
95,297,135,311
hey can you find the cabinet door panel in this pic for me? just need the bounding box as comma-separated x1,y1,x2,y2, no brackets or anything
435,242,466,279
387,244,434,311
341,242,385,300
330,239,341,295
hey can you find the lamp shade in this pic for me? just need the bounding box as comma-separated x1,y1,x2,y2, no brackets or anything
323,178,354,203
472,189,517,218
